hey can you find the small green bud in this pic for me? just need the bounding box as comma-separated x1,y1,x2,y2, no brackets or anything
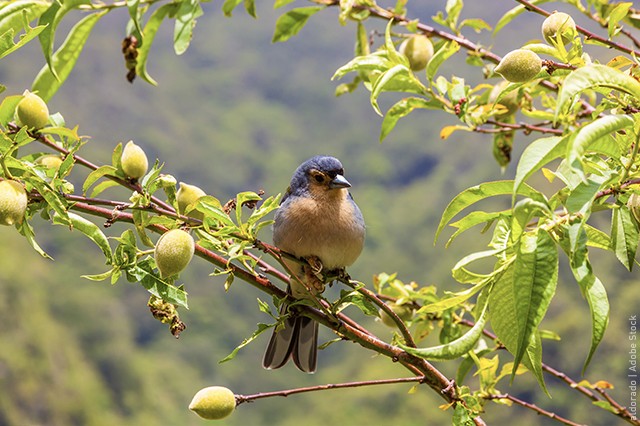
628,193,640,224
189,386,236,420
399,35,434,71
0,180,28,226
121,141,148,179
378,303,414,328
154,229,195,278
177,182,207,219
494,49,542,83
542,12,576,45
16,92,49,130
157,174,178,189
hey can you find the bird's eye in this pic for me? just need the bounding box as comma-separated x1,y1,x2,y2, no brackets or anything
314,174,325,183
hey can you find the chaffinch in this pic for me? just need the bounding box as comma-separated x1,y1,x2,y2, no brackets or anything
262,156,366,373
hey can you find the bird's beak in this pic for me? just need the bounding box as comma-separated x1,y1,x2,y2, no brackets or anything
329,174,351,189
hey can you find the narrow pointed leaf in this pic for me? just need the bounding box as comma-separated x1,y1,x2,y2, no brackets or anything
567,229,610,373
556,65,640,119
568,114,633,170
400,302,488,360
511,230,558,371
272,6,324,43
32,11,107,101
489,260,549,393
136,3,176,85
53,212,112,262
513,136,565,201
611,206,639,270
436,180,547,242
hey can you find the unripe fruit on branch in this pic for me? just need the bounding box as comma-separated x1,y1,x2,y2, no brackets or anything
16,92,49,130
542,12,576,45
121,141,148,179
189,386,236,420
494,49,542,83
177,182,206,219
628,193,640,224
36,155,63,170
399,35,434,71
0,180,28,226
154,229,195,278
379,303,414,327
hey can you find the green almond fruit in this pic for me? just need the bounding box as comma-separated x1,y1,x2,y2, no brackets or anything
399,35,434,71
121,141,148,179
154,229,195,278
189,386,236,420
542,12,576,45
36,154,64,170
16,92,49,130
177,182,207,219
0,180,28,226
494,49,542,83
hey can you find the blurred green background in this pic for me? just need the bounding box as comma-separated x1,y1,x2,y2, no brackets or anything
0,2,638,425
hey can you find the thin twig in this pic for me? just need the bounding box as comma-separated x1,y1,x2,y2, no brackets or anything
235,376,425,405
486,393,586,426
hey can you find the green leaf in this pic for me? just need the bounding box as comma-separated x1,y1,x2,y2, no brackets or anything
36,1,62,79
584,224,612,251
273,0,296,8
511,198,553,242
494,0,551,34
370,64,409,116
489,260,549,394
221,0,241,16
335,289,378,316
0,94,22,127
272,6,324,43
513,136,566,201
32,11,107,101
564,178,602,213
401,301,488,360
608,2,632,39
131,259,189,308
126,0,143,38
83,165,118,194
510,230,558,373
219,322,271,363
426,40,460,82
436,180,547,242
611,206,639,270
332,51,391,81
446,210,505,247
567,230,610,373
0,25,47,60
0,1,50,37
136,3,176,86
174,0,202,55
555,65,640,119
53,211,112,262
17,219,52,259
380,96,442,141
568,114,633,176
29,177,70,225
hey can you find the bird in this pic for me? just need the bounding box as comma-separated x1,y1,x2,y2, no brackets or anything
262,155,366,373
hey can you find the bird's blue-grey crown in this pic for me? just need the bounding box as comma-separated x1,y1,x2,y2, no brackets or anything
288,155,346,195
